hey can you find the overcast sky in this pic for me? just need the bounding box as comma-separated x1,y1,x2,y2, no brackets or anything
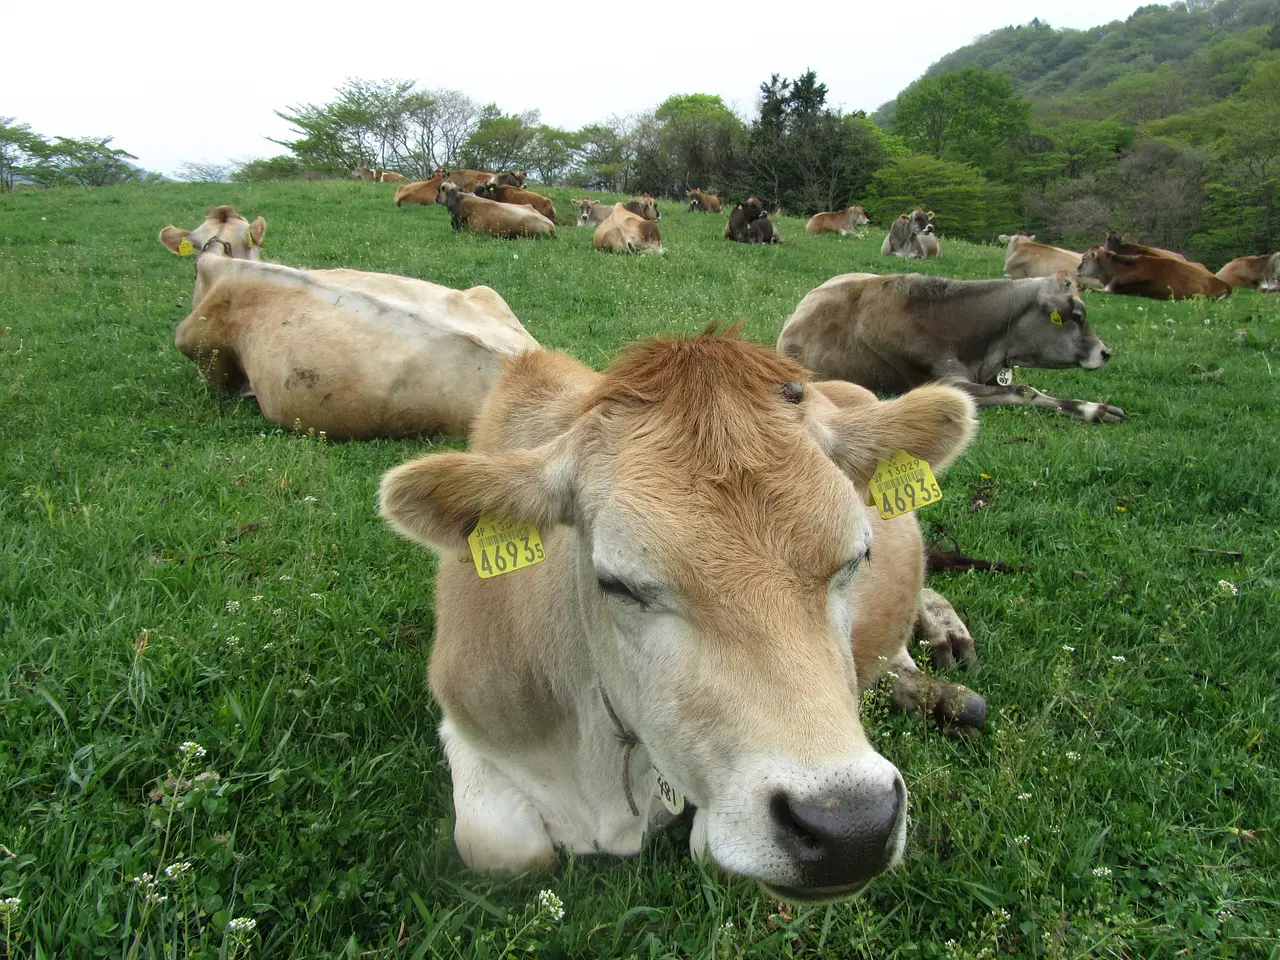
4,0,1145,178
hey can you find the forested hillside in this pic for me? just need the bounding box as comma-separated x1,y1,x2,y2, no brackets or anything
876,0,1280,263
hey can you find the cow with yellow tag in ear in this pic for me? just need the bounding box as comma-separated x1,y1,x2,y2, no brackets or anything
158,205,266,299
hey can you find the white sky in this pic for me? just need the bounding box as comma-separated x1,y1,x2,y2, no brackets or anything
4,0,1144,178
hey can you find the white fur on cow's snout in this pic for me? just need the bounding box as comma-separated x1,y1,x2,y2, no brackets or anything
692,753,907,895
1080,339,1111,370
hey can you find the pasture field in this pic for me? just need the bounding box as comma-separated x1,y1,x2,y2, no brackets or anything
1,180,1278,959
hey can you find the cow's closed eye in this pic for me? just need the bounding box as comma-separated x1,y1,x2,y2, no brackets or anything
832,551,869,584
599,576,649,607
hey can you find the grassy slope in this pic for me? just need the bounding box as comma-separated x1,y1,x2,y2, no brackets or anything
1,181,1278,959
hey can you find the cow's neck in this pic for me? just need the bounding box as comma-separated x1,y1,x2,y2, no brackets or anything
945,279,1045,380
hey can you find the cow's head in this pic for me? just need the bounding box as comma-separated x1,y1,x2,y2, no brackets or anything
908,209,931,234
380,331,978,903
577,198,599,225
436,181,463,209
473,182,497,200
849,205,870,226
742,196,765,222
159,206,266,303
1011,271,1110,370
350,165,374,180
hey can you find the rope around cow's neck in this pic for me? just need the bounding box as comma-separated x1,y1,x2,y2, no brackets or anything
599,686,641,817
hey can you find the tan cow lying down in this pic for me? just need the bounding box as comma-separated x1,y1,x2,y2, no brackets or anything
575,198,613,226
1104,229,1186,262
173,250,538,439
159,205,265,269
779,272,1125,423
1216,253,1279,292
473,182,558,223
436,168,496,192
622,195,660,221
593,203,663,254
351,166,407,183
395,173,445,207
380,330,985,898
687,188,723,212
1078,247,1232,300
1000,234,1103,291
436,181,555,239
806,206,870,235
882,209,937,258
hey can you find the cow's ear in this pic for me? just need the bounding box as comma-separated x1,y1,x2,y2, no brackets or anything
380,439,576,553
899,214,909,222
248,217,266,248
159,226,194,255
808,382,977,486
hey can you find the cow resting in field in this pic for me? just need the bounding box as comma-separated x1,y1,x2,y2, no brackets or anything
435,168,497,192
394,173,445,207
379,330,985,898
159,205,265,280
495,170,526,187
688,188,723,213
1078,247,1232,301
593,203,663,254
881,210,937,259
1215,253,1279,292
436,181,556,239
622,195,661,221
1103,229,1187,262
778,272,1125,423
999,234,1103,290
747,214,783,244
575,198,613,226
171,249,538,439
806,206,870,235
725,197,766,242
473,182,558,223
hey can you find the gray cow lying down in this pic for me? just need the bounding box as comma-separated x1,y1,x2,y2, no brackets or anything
379,331,988,900
778,272,1124,423
174,251,539,439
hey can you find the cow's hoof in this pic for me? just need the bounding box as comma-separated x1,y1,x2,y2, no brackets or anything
1094,404,1125,423
924,628,978,671
932,686,987,736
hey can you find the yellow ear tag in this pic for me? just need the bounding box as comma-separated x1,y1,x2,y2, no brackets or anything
176,237,194,256
466,515,545,579
867,450,943,520
247,234,255,247
651,765,685,815
1050,308,1063,325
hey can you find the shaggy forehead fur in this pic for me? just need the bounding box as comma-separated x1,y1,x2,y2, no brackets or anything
206,205,246,225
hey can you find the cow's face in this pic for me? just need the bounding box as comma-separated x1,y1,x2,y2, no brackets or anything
1077,246,1107,286
159,206,266,302
850,205,870,226
743,196,765,221
1010,272,1110,370
577,199,598,224
380,334,978,902
436,182,461,208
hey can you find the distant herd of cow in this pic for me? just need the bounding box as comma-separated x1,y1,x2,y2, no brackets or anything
150,170,1275,905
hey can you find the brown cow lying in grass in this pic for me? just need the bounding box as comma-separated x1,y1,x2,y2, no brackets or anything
593,203,663,254
688,188,723,212
474,182,558,223
1103,229,1187,262
575,198,613,226
622,195,661,221
171,247,538,439
1078,247,1232,300
806,206,870,235
435,168,496,192
436,181,556,239
725,197,766,242
999,233,1106,290
779,272,1125,423
1216,253,1279,292
379,330,985,895
394,173,445,207
495,171,526,187
882,210,937,258
159,205,265,275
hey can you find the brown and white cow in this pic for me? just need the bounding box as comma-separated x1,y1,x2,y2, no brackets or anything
593,203,663,254
172,249,538,439
495,170,526,188
351,165,378,181
1215,253,1279,292
436,168,497,193
575,198,613,226
725,196,766,242
1103,229,1187,262
379,330,984,898
998,233,1105,290
1078,247,1232,301
881,210,936,259
159,205,265,294
779,272,1125,423
377,170,407,183
622,194,660,221
473,182,558,223
688,188,723,213
806,206,870,235
395,173,446,207
436,181,556,239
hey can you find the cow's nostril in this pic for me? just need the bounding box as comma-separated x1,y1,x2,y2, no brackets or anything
769,778,903,887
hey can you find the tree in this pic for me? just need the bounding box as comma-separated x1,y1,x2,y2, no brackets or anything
233,155,306,182
892,67,1032,179
0,117,39,191
632,94,745,196
25,136,148,187
176,160,234,183
460,107,541,171
525,126,580,185
866,154,1016,242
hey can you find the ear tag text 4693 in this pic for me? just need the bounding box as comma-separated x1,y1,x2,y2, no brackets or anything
868,450,943,520
651,765,685,815
176,237,195,256
466,515,545,579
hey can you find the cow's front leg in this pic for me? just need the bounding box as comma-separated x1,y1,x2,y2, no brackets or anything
885,651,988,735
914,587,977,669
957,381,1125,423
439,719,556,874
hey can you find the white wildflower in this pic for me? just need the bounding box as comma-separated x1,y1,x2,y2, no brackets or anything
178,741,206,762
994,908,1011,922
279,575,292,581
536,889,564,922
1092,866,1112,877
224,600,240,614
251,595,263,602
309,593,323,600
1217,908,1232,922
722,920,734,933
1062,645,1075,654
1218,579,1238,596
164,861,193,879
1014,835,1030,845
228,916,257,935
1111,655,1126,663
1017,793,1032,801
302,496,318,503
1065,751,1082,762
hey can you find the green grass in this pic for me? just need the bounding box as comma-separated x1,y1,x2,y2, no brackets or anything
1,180,1278,959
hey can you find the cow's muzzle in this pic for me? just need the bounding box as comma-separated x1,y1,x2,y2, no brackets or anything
766,773,906,901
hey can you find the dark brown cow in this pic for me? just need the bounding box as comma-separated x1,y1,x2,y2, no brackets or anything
1078,247,1232,300
778,272,1124,423
688,188,723,213
1103,229,1187,262
747,215,783,245
394,172,446,207
725,197,766,242
474,183,557,223
1215,253,1279,292
495,171,526,187
435,181,555,238
436,168,497,192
